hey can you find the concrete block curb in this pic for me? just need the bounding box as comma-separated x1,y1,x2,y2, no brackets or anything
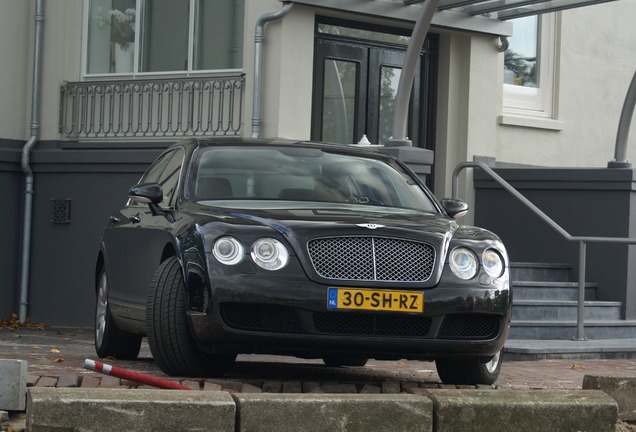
27,388,236,432
232,393,432,432
0,359,27,411
583,375,636,421
425,389,618,432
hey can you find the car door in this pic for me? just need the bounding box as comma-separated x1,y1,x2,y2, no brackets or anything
105,148,186,323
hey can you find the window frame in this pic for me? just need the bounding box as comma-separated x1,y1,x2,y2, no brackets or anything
82,0,244,79
501,12,561,127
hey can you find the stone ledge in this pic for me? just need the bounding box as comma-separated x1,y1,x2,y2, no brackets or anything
583,375,636,421
425,389,618,432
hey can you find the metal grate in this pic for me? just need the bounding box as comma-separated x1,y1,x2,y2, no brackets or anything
50,198,71,224
314,312,432,337
220,303,300,333
308,236,435,282
437,314,500,340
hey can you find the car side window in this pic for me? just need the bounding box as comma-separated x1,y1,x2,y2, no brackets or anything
156,149,185,208
134,148,185,208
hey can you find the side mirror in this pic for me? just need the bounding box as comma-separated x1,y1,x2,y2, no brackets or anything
441,198,469,219
129,183,163,205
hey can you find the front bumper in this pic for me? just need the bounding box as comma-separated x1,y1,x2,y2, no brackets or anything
186,257,511,361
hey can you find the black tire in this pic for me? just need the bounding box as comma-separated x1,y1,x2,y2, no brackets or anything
323,357,368,367
435,350,503,385
146,256,236,377
94,266,142,360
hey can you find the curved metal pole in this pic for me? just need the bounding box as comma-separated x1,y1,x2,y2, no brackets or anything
251,2,293,138
608,69,636,168
387,0,440,147
19,0,44,323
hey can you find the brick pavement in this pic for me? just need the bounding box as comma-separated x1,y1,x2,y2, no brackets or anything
3,326,636,394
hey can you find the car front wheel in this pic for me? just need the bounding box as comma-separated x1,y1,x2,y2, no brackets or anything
95,267,142,359
435,350,503,385
146,256,236,377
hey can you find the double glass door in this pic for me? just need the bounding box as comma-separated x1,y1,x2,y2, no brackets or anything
311,22,438,151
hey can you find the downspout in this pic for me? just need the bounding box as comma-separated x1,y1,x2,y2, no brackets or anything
386,0,440,147
251,2,293,139
608,69,636,168
19,0,44,323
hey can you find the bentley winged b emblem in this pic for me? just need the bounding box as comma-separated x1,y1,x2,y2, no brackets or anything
356,223,385,230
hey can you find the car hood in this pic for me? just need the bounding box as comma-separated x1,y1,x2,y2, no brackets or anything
188,200,457,240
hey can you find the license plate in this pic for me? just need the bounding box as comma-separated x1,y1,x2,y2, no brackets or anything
327,288,423,312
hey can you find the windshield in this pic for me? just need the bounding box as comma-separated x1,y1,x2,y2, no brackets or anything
189,146,438,213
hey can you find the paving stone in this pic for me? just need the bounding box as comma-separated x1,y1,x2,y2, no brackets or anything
203,381,223,391
34,377,58,388
318,383,357,393
80,376,101,388
56,375,78,388
359,384,381,394
98,376,121,387
181,379,202,390
302,381,320,393
241,383,262,393
381,380,400,394
282,381,302,393
262,381,282,393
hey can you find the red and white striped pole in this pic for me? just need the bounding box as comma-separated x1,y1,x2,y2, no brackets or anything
84,359,192,390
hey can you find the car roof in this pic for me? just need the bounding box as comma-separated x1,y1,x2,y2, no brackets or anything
171,137,400,161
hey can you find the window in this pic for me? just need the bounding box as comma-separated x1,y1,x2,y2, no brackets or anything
136,148,184,207
85,0,244,75
502,13,559,125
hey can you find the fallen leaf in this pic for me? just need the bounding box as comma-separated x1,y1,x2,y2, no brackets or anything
54,358,65,363
33,346,42,349
50,348,61,354
571,364,585,370
62,338,72,341
103,355,117,361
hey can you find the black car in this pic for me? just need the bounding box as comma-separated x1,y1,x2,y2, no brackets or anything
95,138,511,385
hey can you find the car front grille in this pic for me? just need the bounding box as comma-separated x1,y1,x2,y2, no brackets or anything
313,312,432,337
307,236,435,282
437,314,500,340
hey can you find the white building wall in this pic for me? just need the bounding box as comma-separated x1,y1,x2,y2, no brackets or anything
494,1,636,167
0,1,32,141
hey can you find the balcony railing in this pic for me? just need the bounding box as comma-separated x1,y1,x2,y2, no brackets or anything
59,76,244,140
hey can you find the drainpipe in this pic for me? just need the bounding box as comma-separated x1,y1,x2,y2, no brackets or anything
251,2,293,139
608,69,636,168
386,0,439,147
19,0,44,323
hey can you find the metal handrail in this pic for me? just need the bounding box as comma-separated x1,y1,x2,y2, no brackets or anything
452,161,636,340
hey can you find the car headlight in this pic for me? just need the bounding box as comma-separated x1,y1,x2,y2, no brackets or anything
449,247,478,280
483,249,504,278
251,238,289,271
213,236,244,265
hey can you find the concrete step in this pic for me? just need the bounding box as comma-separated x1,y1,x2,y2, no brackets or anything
511,300,622,321
509,320,636,340
504,338,636,361
512,281,597,301
510,262,571,283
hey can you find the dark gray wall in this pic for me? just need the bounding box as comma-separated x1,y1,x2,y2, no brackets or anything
473,167,636,319
0,140,23,320
1,140,170,325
